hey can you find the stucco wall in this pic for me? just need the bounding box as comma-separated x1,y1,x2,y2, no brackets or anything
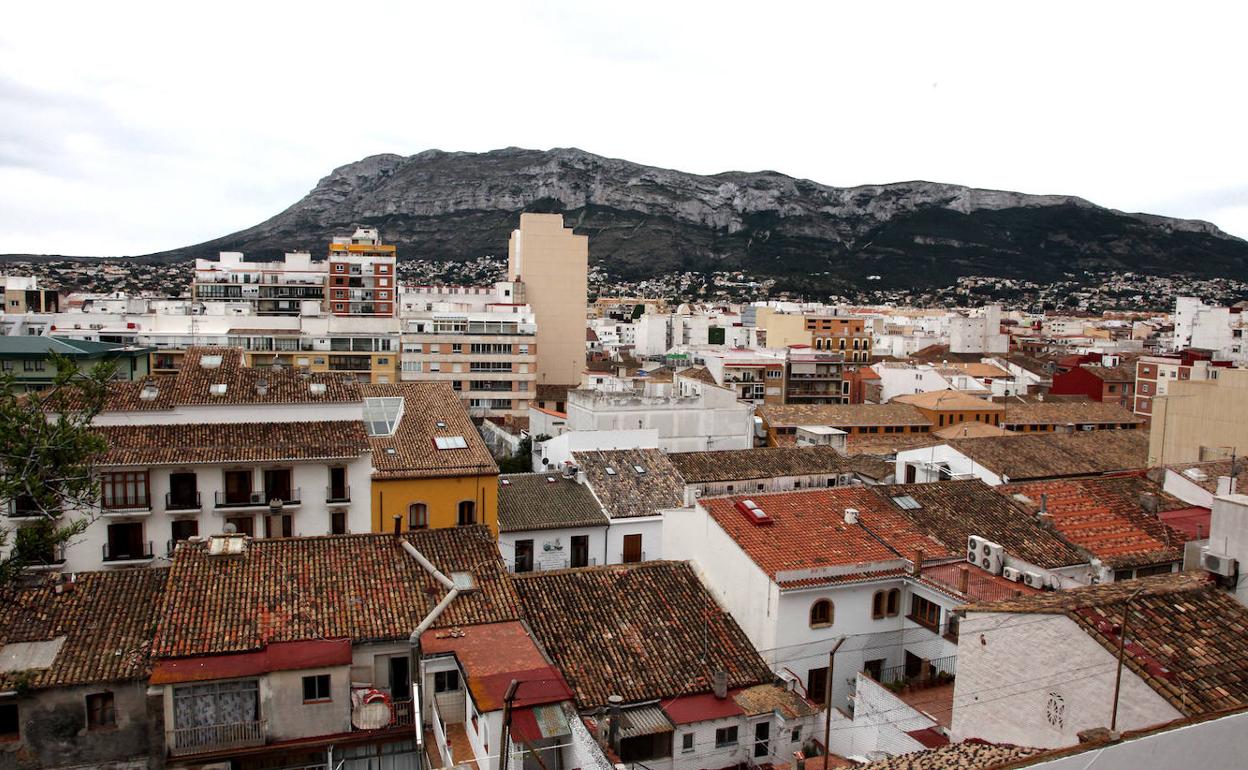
499,525,608,572
0,681,153,770
264,665,352,741
951,612,1181,748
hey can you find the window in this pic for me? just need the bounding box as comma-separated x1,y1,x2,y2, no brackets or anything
303,674,332,702
807,667,828,704
434,669,460,693
791,727,801,743
409,503,428,530
873,589,901,618
331,510,347,535
88,692,117,730
101,471,150,509
452,344,462,354
434,436,469,450
715,726,739,748
809,599,833,627
909,594,941,631
0,703,17,741
457,500,476,526
681,733,695,753
515,539,534,573
173,680,259,732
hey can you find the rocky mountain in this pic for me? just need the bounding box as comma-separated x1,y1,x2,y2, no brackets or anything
142,147,1248,290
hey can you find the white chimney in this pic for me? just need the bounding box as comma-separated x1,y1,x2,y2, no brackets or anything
844,508,859,525
1217,476,1236,496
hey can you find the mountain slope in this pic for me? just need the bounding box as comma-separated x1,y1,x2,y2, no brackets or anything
143,147,1248,289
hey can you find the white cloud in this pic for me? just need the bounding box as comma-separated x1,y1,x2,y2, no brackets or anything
1,0,1245,255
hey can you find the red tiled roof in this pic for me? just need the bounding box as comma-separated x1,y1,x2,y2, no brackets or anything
920,563,1042,604
700,488,955,583
1157,507,1212,539
150,639,352,684
362,382,498,480
421,621,572,712
999,475,1189,568
663,691,745,725
96,421,369,466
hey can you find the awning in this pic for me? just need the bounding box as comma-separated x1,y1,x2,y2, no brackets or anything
618,705,673,740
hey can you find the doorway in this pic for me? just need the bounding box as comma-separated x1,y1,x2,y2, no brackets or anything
622,534,642,563
570,535,589,568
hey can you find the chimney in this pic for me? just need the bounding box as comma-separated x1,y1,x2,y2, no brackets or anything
1139,492,1159,515
958,565,971,595
712,670,728,699
911,548,925,576
1217,476,1236,496
607,694,623,748
843,508,859,525
393,514,402,536
1039,493,1048,516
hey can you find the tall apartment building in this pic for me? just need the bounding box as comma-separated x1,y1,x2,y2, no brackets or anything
1149,367,1248,466
327,227,397,317
806,315,873,361
191,251,327,316
784,348,847,404
1134,352,1228,420
507,213,588,387
399,282,538,417
1,275,59,313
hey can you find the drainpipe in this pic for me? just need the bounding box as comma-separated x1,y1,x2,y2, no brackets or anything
402,540,461,765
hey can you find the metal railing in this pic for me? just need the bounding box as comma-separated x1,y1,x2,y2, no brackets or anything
168,720,266,756
25,543,67,570
619,551,647,564
165,491,202,511
326,486,351,503
214,489,301,508
102,498,152,514
871,654,957,689
102,541,154,562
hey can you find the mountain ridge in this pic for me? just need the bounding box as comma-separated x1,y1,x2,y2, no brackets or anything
13,147,1248,290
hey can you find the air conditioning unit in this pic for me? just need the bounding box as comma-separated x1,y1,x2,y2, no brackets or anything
1002,566,1023,582
1022,570,1046,588
838,474,855,486
1201,549,1238,577
967,536,1005,575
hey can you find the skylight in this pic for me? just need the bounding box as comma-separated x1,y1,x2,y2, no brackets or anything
605,467,617,476
633,465,646,474
434,436,468,450
209,383,227,396
309,383,327,395
363,396,405,437
451,571,477,591
200,354,223,369
891,495,922,510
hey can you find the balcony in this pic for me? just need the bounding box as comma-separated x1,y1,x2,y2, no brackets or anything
102,499,153,517
168,720,266,757
102,541,155,563
352,699,415,732
326,485,351,503
214,489,302,510
5,499,51,521
165,491,203,512
24,544,67,572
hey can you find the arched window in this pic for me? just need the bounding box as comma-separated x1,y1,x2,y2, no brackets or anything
886,588,901,617
457,500,476,526
809,599,834,628
408,503,428,530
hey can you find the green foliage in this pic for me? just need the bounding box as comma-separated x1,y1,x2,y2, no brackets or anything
0,353,115,587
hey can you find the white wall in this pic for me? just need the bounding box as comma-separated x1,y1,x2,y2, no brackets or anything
895,446,1004,486
952,613,1181,749
605,516,665,564
1207,494,1248,605
499,525,608,571
1018,709,1248,770
532,429,659,471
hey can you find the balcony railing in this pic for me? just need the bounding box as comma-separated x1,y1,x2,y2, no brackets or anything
326,486,351,503
166,492,202,511
619,551,646,564
102,498,153,515
102,541,154,562
24,544,67,571
214,489,301,508
168,720,266,757
870,654,957,691
5,500,50,520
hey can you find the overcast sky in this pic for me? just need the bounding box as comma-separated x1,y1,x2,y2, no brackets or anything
3,1,1245,256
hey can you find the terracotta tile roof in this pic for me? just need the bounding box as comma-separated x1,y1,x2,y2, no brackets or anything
1164,460,1248,495
573,448,685,519
498,474,610,532
998,475,1189,568
731,683,818,719
96,421,369,466
932,422,1012,439
667,446,849,483
511,561,774,707
919,563,1043,604
700,488,955,584
964,572,1248,717
536,384,571,402
853,741,1044,770
999,400,1143,427
153,527,518,658
1083,364,1136,382
894,390,1004,412
935,363,1013,378
875,480,1087,569
676,366,719,386
844,433,942,455
0,569,168,689
98,347,360,411
362,382,498,480
759,403,931,428
845,455,896,482
945,430,1150,481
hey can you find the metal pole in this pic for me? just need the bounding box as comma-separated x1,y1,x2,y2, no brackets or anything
1110,588,1144,732
822,637,845,770
499,679,520,770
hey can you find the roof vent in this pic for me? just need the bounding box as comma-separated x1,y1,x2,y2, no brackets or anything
501,479,512,486
633,465,646,474
255,378,269,396
309,383,327,395
385,447,397,455
546,476,557,483
200,354,223,369
209,383,227,396
139,383,159,401
844,507,859,525
1184,467,1207,481
436,420,447,428
606,467,617,476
